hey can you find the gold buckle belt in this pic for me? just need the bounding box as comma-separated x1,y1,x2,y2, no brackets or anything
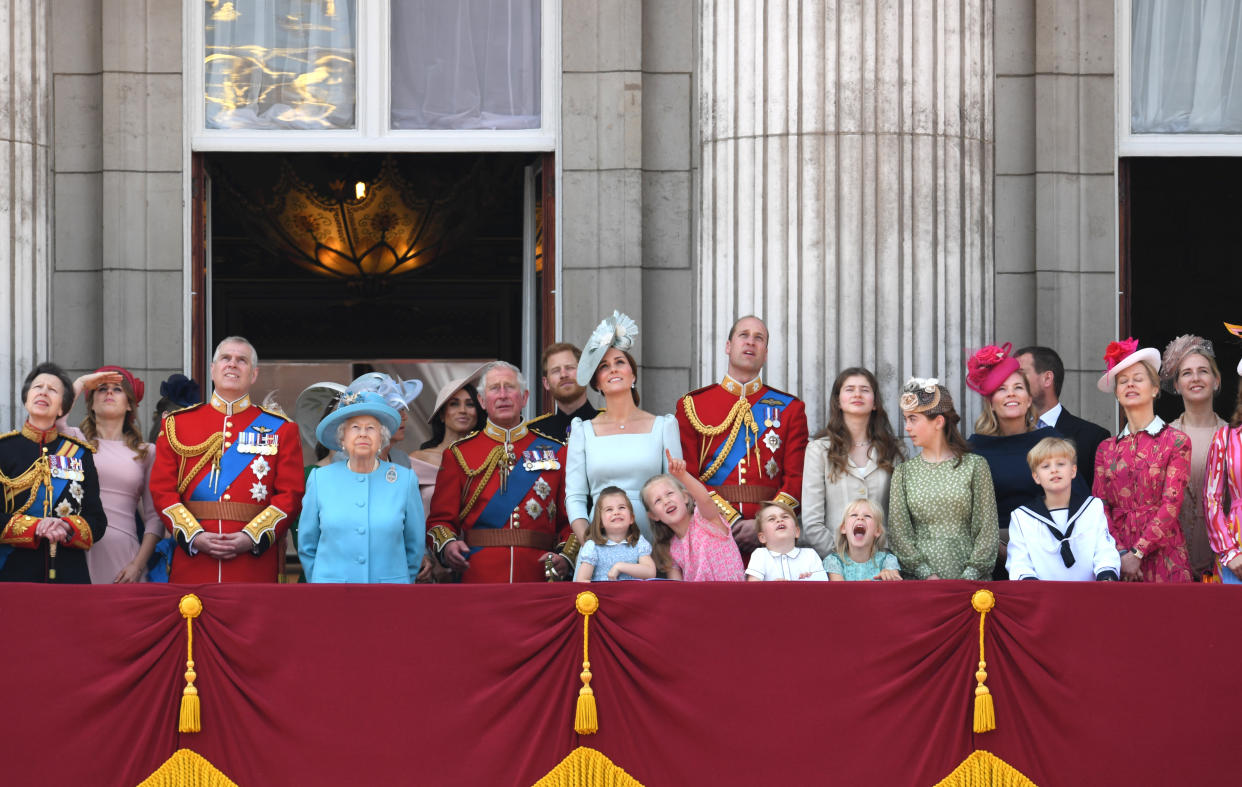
185,501,265,523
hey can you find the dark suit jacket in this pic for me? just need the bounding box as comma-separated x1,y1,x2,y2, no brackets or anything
1052,407,1111,488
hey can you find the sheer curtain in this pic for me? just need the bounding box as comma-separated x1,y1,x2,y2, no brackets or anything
204,0,357,130
1132,0,1242,133
390,0,541,130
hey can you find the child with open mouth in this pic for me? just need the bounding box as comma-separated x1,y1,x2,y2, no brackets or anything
744,501,826,581
823,498,902,581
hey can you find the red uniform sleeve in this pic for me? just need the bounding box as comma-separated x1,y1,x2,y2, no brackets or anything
778,399,809,508
675,397,703,479
148,422,182,530
426,451,466,552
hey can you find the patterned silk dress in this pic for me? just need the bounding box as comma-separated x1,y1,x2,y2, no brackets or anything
1092,418,1193,582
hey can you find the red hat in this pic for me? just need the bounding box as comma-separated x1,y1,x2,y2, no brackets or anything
95,365,145,404
966,342,1021,396
1096,338,1161,393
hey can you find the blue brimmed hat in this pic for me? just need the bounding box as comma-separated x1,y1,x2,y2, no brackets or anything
347,372,423,410
576,310,639,386
315,391,401,451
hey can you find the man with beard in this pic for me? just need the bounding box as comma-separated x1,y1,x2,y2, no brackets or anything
528,342,598,442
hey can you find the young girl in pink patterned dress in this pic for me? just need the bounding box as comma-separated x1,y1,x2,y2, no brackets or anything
643,449,744,581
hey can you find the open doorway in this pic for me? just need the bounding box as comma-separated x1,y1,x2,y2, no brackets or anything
190,151,556,419
1123,157,1242,423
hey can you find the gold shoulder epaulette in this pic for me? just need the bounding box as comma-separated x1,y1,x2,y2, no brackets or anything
0,429,19,441
528,426,564,446
448,430,480,451
527,412,552,424
168,402,204,417
684,383,715,398
257,404,293,422
59,433,96,453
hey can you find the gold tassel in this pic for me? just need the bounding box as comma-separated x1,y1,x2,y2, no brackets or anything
971,589,996,733
179,594,203,733
574,591,600,735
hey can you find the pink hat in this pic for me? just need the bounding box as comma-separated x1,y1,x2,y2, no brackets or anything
1096,337,1162,393
1227,322,1242,375
95,365,144,404
966,342,1022,396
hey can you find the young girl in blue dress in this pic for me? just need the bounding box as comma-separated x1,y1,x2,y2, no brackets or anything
823,498,903,581
574,486,657,582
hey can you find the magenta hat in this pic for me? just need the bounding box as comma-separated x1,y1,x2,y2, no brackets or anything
1096,337,1162,393
965,342,1022,396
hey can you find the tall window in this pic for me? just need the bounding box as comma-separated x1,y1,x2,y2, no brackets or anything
191,0,556,150
1130,1,1242,134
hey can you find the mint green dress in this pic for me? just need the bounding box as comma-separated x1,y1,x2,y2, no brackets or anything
887,453,999,580
823,550,900,581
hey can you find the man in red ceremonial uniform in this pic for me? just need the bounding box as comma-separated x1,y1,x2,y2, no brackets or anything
149,337,304,583
675,316,808,555
426,361,576,583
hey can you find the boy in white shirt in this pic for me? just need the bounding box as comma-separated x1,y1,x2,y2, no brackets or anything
746,501,828,581
1007,437,1120,581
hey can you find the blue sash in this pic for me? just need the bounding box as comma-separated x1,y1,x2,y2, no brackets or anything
0,440,81,571
703,389,794,485
190,411,285,501
470,435,560,555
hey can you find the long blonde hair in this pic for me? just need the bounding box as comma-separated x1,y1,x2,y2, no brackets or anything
641,473,691,574
833,498,886,561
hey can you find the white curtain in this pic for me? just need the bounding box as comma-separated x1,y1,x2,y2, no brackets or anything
1132,0,1242,133
204,0,357,130
390,0,541,130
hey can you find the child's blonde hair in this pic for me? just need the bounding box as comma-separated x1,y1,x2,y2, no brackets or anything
641,473,692,574
587,486,640,546
1026,436,1077,473
833,498,886,561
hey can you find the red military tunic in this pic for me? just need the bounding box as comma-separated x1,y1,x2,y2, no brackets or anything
426,420,573,583
675,374,809,525
149,391,304,583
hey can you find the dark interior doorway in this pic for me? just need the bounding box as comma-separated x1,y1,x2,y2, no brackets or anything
1124,157,1242,424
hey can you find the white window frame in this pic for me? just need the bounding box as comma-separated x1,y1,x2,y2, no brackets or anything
186,0,560,153
1117,0,1242,156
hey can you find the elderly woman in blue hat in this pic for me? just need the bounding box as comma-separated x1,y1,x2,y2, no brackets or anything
297,391,426,583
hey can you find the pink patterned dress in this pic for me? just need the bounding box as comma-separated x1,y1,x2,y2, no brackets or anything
1204,424,1242,572
1092,418,1193,582
669,509,745,581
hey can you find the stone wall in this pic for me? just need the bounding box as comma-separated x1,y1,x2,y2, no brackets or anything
994,0,1117,429
560,0,695,414
49,0,183,428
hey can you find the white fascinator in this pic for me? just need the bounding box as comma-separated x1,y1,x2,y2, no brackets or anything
576,311,640,386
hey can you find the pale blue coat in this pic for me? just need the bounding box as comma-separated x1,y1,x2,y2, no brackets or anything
298,460,425,583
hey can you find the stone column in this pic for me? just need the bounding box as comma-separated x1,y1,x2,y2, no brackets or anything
0,0,51,426
697,0,994,430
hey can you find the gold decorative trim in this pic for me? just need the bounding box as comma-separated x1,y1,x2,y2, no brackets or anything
720,373,763,397
708,491,741,525
680,395,760,482
163,416,226,494
560,534,581,564
428,524,457,552
532,747,644,787
0,514,40,547
242,505,286,544
774,492,799,510
62,515,94,549
137,749,238,787
163,502,203,542
932,750,1038,787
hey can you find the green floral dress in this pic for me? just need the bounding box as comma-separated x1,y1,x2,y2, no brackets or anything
887,453,999,579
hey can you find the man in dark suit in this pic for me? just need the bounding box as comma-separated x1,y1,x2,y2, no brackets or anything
1016,346,1111,487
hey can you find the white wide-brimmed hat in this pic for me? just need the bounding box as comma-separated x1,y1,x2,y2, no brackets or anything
1097,338,1162,393
428,364,489,424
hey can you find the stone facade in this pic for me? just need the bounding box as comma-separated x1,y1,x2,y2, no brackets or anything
6,1,1124,437
994,0,1117,429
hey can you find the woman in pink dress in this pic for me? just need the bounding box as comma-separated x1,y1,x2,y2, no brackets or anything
1204,321,1242,585
68,366,162,583
1092,339,1192,582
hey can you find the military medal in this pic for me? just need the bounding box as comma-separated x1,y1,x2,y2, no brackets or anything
55,500,74,518
250,481,268,502
764,407,773,428
763,430,782,453
525,499,543,519
534,477,551,500
765,459,779,479
69,481,84,503
249,456,270,480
